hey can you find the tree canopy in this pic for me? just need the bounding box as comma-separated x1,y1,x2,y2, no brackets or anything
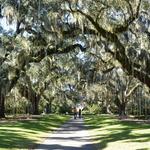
0,0,150,117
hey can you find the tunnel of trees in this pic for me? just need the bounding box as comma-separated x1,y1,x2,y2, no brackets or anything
0,0,150,118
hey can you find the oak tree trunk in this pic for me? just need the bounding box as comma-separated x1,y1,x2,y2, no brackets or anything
0,92,5,118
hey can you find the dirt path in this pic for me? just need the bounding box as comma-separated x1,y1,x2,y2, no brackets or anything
35,118,97,150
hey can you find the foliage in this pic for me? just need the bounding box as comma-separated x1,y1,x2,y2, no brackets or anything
84,104,101,114
0,0,150,117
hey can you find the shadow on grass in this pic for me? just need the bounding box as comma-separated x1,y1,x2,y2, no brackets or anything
0,115,69,149
85,115,150,150
0,131,37,149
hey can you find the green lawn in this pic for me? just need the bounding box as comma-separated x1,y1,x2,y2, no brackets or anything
85,115,150,150
0,114,70,150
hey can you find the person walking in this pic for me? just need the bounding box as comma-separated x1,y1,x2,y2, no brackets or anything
73,107,77,119
79,109,82,118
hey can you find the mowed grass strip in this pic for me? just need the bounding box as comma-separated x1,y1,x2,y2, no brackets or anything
85,115,150,150
0,114,70,150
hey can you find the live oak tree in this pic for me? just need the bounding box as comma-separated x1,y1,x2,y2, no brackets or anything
108,68,141,116
0,0,150,117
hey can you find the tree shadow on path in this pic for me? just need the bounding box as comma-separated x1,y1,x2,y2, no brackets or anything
35,118,97,150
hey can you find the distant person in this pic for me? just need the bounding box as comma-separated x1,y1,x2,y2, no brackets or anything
73,107,77,119
79,109,82,118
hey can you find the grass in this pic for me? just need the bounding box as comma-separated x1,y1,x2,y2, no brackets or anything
84,115,150,150
0,114,70,150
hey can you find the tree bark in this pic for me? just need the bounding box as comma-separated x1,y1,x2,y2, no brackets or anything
118,102,126,117
0,92,5,118
46,101,52,114
114,96,127,117
31,94,40,115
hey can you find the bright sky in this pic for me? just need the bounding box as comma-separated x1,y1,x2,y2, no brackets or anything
0,17,16,33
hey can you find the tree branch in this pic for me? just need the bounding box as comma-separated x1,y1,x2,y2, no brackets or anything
30,43,87,63
102,66,115,74
125,83,141,98
67,4,150,88
112,0,141,33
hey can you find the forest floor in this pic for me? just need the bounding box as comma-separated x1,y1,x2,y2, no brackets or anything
0,114,70,150
84,114,150,150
